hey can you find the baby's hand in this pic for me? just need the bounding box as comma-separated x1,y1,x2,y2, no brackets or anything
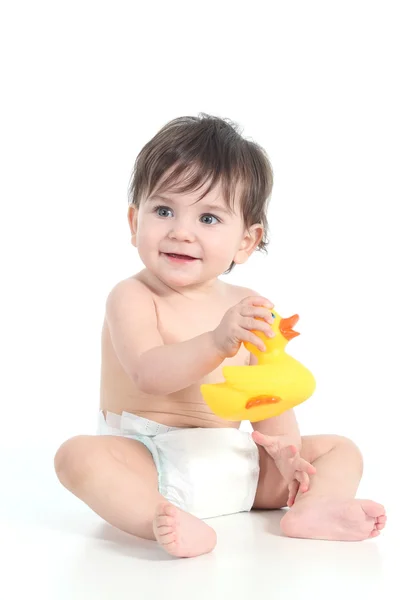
252,431,317,507
212,296,275,358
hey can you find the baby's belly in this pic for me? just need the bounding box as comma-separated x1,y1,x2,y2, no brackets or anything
102,397,240,429
100,325,245,429
100,383,240,429
134,407,239,429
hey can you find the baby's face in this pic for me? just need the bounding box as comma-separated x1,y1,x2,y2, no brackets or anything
132,182,252,288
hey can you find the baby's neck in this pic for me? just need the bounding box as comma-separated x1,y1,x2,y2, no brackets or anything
139,269,226,301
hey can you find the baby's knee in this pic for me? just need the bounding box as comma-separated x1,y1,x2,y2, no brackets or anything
337,435,364,462
54,435,97,488
332,434,362,453
301,434,363,466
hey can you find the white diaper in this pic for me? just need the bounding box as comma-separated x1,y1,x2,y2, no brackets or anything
97,410,260,520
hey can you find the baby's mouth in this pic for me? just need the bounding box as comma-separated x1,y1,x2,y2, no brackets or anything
163,253,199,261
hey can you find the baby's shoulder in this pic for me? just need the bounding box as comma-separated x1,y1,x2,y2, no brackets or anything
222,281,261,302
105,274,154,306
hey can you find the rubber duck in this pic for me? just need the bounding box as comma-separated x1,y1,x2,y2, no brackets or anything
200,310,316,422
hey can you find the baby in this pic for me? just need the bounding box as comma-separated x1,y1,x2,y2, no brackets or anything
54,114,386,558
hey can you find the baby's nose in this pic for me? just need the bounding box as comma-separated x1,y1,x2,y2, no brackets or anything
168,224,196,242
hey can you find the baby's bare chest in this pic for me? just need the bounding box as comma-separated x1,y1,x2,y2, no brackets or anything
154,292,235,342
153,298,249,378
157,305,221,343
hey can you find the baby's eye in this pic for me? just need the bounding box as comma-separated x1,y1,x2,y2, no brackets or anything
200,214,220,225
155,206,173,218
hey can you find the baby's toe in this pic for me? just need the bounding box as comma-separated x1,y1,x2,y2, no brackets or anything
155,514,174,528
155,502,169,518
163,503,178,518
369,529,380,538
156,525,175,538
155,502,177,519
376,515,387,530
377,514,387,524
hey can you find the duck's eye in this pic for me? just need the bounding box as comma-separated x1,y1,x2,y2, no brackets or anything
271,312,276,318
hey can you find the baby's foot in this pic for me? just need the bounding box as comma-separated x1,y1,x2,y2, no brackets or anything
280,497,386,541
153,502,217,558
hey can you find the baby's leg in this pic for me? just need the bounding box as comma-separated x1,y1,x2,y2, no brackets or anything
279,434,387,541
54,435,216,557
254,435,387,541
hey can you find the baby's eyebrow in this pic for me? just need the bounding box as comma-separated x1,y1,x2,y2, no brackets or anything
148,195,232,215
200,203,233,215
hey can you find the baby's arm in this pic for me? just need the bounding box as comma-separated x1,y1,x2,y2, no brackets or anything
249,352,302,448
251,410,302,450
106,279,225,395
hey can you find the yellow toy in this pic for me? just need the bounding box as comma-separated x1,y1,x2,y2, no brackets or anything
201,310,316,422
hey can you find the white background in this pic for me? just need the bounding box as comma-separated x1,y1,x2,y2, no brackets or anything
0,1,398,597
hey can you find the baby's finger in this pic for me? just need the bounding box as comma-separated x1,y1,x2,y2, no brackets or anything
242,296,274,309
241,330,266,352
297,457,317,475
295,470,310,493
252,431,271,445
241,306,275,325
286,445,298,458
287,480,300,506
241,317,275,338
252,432,280,456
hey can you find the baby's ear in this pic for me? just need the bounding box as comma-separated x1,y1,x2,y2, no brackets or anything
127,205,138,246
234,224,263,264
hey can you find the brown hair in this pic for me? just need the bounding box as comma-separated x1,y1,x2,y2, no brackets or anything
128,113,273,273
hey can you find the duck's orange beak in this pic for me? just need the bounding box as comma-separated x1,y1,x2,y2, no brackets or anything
279,314,300,341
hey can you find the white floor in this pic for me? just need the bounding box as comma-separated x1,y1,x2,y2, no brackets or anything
1,447,397,600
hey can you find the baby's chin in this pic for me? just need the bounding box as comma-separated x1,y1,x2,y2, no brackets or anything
140,253,229,289
158,267,224,291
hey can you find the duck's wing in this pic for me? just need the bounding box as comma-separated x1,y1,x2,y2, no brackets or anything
222,365,273,390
